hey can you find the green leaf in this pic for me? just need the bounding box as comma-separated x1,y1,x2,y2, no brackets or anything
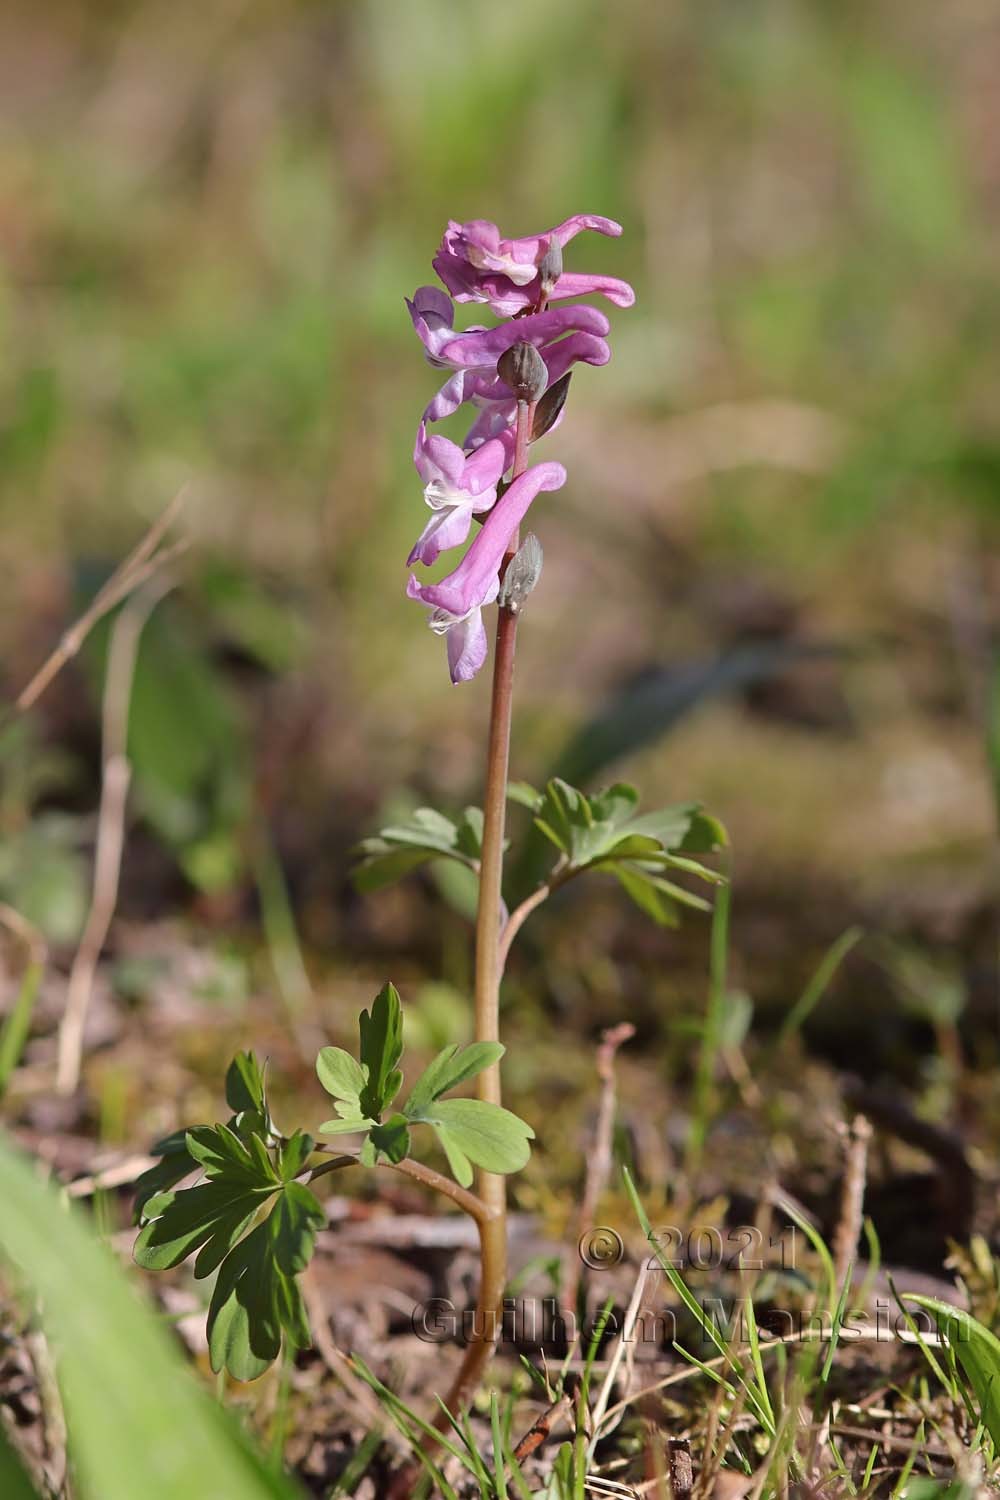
270,1182,325,1275
358,982,405,1118
316,1046,367,1106
425,1099,534,1188
208,1223,281,1381
904,1295,1000,1450
368,1113,411,1165
679,810,728,853
615,803,702,847
404,1041,505,1119
535,780,723,876
277,1131,315,1183
225,1052,267,1116
318,1115,368,1136
134,1178,268,1273
135,1123,279,1273
454,806,484,859
133,1128,198,1221
611,865,679,928
380,807,459,849
351,805,485,894
507,781,542,810
352,847,439,893
586,782,639,827
0,1131,306,1498
206,1180,324,1381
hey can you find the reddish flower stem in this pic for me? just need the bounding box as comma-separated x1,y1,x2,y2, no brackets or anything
387,403,535,1499
437,395,533,1418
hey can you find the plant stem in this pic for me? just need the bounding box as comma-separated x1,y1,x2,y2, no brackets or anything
497,861,573,972
439,395,534,1421
309,1148,498,1230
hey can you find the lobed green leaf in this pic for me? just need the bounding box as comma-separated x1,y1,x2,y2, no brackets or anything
404,1041,505,1119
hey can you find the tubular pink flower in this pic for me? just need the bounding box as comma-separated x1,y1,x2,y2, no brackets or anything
407,423,507,567
407,461,566,682
433,216,636,316
407,287,610,374
435,305,610,370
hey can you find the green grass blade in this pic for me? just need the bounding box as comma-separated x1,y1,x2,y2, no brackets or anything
777,926,863,1043
0,1131,305,1500
904,1294,1000,1452
491,1393,508,1499
327,1428,383,1497
0,959,43,1098
688,879,731,1164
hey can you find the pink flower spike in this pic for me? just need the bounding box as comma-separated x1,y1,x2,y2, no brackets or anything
407,461,566,682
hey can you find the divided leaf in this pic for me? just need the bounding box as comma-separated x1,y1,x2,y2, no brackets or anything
404,1041,505,1120
132,1128,199,1221
313,986,532,1186
206,1183,324,1384
517,776,727,929
134,1123,279,1275
134,1054,322,1382
352,806,485,893
420,1098,535,1189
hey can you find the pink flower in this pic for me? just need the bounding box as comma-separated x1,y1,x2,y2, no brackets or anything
407,423,508,567
433,216,636,317
407,461,566,683
407,287,610,375
407,288,612,445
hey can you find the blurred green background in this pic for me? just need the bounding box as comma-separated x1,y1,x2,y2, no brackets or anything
1,0,997,1072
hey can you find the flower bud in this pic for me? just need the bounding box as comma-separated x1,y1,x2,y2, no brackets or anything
499,533,544,615
537,240,563,297
497,341,548,404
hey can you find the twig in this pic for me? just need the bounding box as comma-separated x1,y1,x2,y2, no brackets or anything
565,1022,636,1331
510,1392,573,1465
666,1439,693,1500
589,1258,655,1456
832,1114,872,1292
65,1154,158,1198
56,577,174,1095
12,488,188,717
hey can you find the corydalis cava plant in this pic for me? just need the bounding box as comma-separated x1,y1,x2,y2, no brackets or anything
406,213,634,682
133,215,724,1493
